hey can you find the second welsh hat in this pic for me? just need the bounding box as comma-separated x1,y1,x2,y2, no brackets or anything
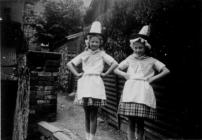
88,21,102,36
130,25,151,49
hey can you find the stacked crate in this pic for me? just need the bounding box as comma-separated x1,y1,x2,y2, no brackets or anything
27,51,61,139
29,72,58,122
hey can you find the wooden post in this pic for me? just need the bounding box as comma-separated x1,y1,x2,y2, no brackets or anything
115,75,121,129
12,54,30,140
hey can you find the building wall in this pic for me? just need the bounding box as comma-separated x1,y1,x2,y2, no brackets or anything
0,0,25,25
1,1,25,139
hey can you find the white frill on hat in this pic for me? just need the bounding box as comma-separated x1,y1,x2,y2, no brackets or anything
130,25,151,49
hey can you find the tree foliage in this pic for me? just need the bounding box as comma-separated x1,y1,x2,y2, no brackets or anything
100,0,199,65
101,0,159,62
34,0,84,51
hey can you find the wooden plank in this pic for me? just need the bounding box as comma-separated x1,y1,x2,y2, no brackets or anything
103,78,117,83
106,99,117,106
108,119,119,129
106,102,117,109
107,114,118,123
152,84,167,90
106,89,116,94
154,91,167,98
106,94,117,102
146,119,182,134
38,121,60,133
53,132,71,140
104,81,116,87
103,75,116,79
105,104,117,112
106,89,116,95
102,107,116,115
105,86,117,92
156,99,180,108
145,121,181,138
102,106,117,116
38,121,75,140
145,127,166,140
102,109,119,128
61,128,80,140
156,106,182,117
106,89,117,96
105,74,116,79
119,115,128,123
157,113,182,124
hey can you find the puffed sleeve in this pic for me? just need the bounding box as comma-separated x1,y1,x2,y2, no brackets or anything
70,52,84,66
102,51,117,65
154,59,166,72
118,58,129,70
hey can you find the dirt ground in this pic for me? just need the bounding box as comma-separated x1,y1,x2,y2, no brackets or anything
50,92,127,140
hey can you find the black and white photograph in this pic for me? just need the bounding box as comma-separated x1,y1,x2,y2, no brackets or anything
1,0,201,140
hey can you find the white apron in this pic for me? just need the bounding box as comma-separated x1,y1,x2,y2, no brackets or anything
121,78,156,109
118,55,166,109
77,74,106,100
70,50,117,100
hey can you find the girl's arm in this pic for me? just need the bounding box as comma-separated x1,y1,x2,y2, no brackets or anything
114,67,129,80
67,62,83,77
148,67,170,83
101,61,118,77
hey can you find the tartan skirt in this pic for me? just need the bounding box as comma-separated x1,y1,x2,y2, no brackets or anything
74,97,106,107
118,102,157,120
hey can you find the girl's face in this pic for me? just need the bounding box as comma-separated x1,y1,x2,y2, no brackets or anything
89,36,101,51
131,42,146,56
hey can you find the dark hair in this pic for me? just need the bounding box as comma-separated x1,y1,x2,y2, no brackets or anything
89,34,103,41
132,40,152,56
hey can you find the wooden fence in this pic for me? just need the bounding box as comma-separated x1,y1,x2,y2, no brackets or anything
101,74,120,128
101,74,184,140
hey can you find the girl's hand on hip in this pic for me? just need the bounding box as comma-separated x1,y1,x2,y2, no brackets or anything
101,72,107,77
76,72,83,78
124,73,130,80
69,92,76,97
147,77,154,84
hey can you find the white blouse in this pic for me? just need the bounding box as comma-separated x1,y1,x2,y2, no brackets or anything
70,49,117,100
71,49,116,75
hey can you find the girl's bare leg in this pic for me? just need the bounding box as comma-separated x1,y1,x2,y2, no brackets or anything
89,106,98,140
136,118,144,140
84,106,90,140
128,116,136,140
